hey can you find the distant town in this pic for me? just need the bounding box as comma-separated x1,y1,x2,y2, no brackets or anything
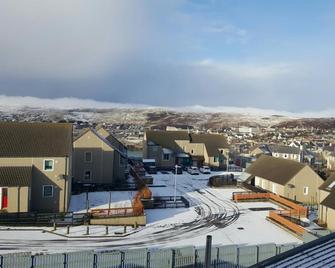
0,104,334,268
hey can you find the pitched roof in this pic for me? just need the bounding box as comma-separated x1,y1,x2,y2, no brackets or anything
75,128,127,158
321,191,335,210
245,155,306,185
319,173,335,192
191,133,229,156
145,131,190,153
252,232,335,267
268,144,301,155
145,131,228,156
0,166,32,187
0,122,72,157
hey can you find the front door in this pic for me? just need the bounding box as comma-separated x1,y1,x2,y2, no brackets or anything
0,188,8,209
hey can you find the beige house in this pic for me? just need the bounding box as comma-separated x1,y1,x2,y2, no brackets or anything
73,128,127,186
318,174,335,230
0,122,73,213
245,155,323,204
143,131,229,169
250,144,302,162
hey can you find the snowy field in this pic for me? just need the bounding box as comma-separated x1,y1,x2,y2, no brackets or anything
0,171,301,254
69,191,136,213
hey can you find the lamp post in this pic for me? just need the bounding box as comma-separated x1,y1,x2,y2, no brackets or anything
174,165,178,204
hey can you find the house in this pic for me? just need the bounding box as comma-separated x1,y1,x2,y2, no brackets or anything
245,155,324,204
0,122,72,213
143,131,229,169
250,144,303,162
73,128,127,187
318,174,335,230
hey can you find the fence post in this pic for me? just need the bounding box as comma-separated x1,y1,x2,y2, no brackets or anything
171,249,176,268
63,253,67,268
194,249,198,267
146,251,150,268
93,254,98,268
121,252,125,268
205,235,212,268
30,255,34,268
105,226,109,235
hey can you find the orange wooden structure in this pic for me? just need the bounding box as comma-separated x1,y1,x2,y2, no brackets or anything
233,191,307,236
91,166,152,218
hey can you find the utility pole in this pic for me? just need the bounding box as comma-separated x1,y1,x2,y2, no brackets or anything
174,165,177,204
108,191,112,216
205,235,212,268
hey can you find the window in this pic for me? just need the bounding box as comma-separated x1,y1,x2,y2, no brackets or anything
272,183,277,194
84,152,92,162
214,156,219,163
163,153,170,161
84,170,92,180
43,160,54,171
303,187,309,196
43,185,53,198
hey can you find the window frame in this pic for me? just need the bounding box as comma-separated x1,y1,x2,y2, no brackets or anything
42,185,54,198
162,153,170,161
84,170,92,180
43,159,54,172
303,186,309,196
84,151,93,163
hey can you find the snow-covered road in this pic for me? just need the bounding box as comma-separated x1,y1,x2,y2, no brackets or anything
0,172,301,253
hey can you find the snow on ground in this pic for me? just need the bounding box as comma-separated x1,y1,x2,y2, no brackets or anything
69,191,136,213
0,171,302,254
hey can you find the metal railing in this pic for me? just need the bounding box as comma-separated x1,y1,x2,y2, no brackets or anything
0,243,298,268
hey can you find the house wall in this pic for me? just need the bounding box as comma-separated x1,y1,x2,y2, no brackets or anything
318,189,330,226
73,131,115,185
319,206,335,231
0,156,71,213
6,186,30,213
326,155,335,170
254,176,285,196
284,166,323,204
272,152,301,162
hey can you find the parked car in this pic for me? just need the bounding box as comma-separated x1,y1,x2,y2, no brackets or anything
172,165,183,174
200,166,211,174
187,166,199,175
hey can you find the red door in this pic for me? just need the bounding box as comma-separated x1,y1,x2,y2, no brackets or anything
1,188,8,209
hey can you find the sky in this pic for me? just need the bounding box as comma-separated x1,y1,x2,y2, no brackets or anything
0,0,335,113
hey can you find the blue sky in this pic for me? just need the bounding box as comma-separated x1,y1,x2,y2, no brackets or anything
0,0,335,113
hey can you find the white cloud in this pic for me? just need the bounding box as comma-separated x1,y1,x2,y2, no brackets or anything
0,1,162,79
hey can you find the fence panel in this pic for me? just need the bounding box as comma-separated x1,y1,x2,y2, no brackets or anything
33,253,65,268
67,251,94,268
238,245,258,268
277,243,297,254
123,248,147,268
173,246,195,268
149,248,173,268
257,244,276,263
194,247,218,268
1,252,31,268
217,245,238,268
96,251,122,268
